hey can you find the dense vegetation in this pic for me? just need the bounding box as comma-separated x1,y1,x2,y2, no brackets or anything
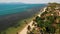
29,3,60,34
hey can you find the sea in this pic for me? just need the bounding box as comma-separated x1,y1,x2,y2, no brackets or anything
0,3,46,15
0,3,47,20
0,3,47,32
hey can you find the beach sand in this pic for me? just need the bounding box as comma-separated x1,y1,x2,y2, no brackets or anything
19,7,47,34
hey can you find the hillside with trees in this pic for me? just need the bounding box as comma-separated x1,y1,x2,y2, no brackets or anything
28,3,60,34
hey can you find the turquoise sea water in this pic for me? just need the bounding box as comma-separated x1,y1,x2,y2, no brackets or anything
0,3,46,15
0,3,46,32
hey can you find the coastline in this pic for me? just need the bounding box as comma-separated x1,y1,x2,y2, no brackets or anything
19,7,47,34
37,7,47,17
0,8,46,34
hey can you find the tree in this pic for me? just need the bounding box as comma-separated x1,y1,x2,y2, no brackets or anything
46,16,55,23
44,20,52,27
37,20,44,28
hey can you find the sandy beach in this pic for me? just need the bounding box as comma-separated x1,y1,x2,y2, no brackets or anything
19,7,47,34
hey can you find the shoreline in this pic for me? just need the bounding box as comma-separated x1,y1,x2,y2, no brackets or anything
0,6,46,34
19,7,47,34
0,8,45,32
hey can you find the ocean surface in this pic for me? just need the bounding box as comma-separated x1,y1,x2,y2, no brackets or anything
0,3,46,15
0,3,46,32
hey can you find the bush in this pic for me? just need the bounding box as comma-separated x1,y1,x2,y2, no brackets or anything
44,20,52,27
